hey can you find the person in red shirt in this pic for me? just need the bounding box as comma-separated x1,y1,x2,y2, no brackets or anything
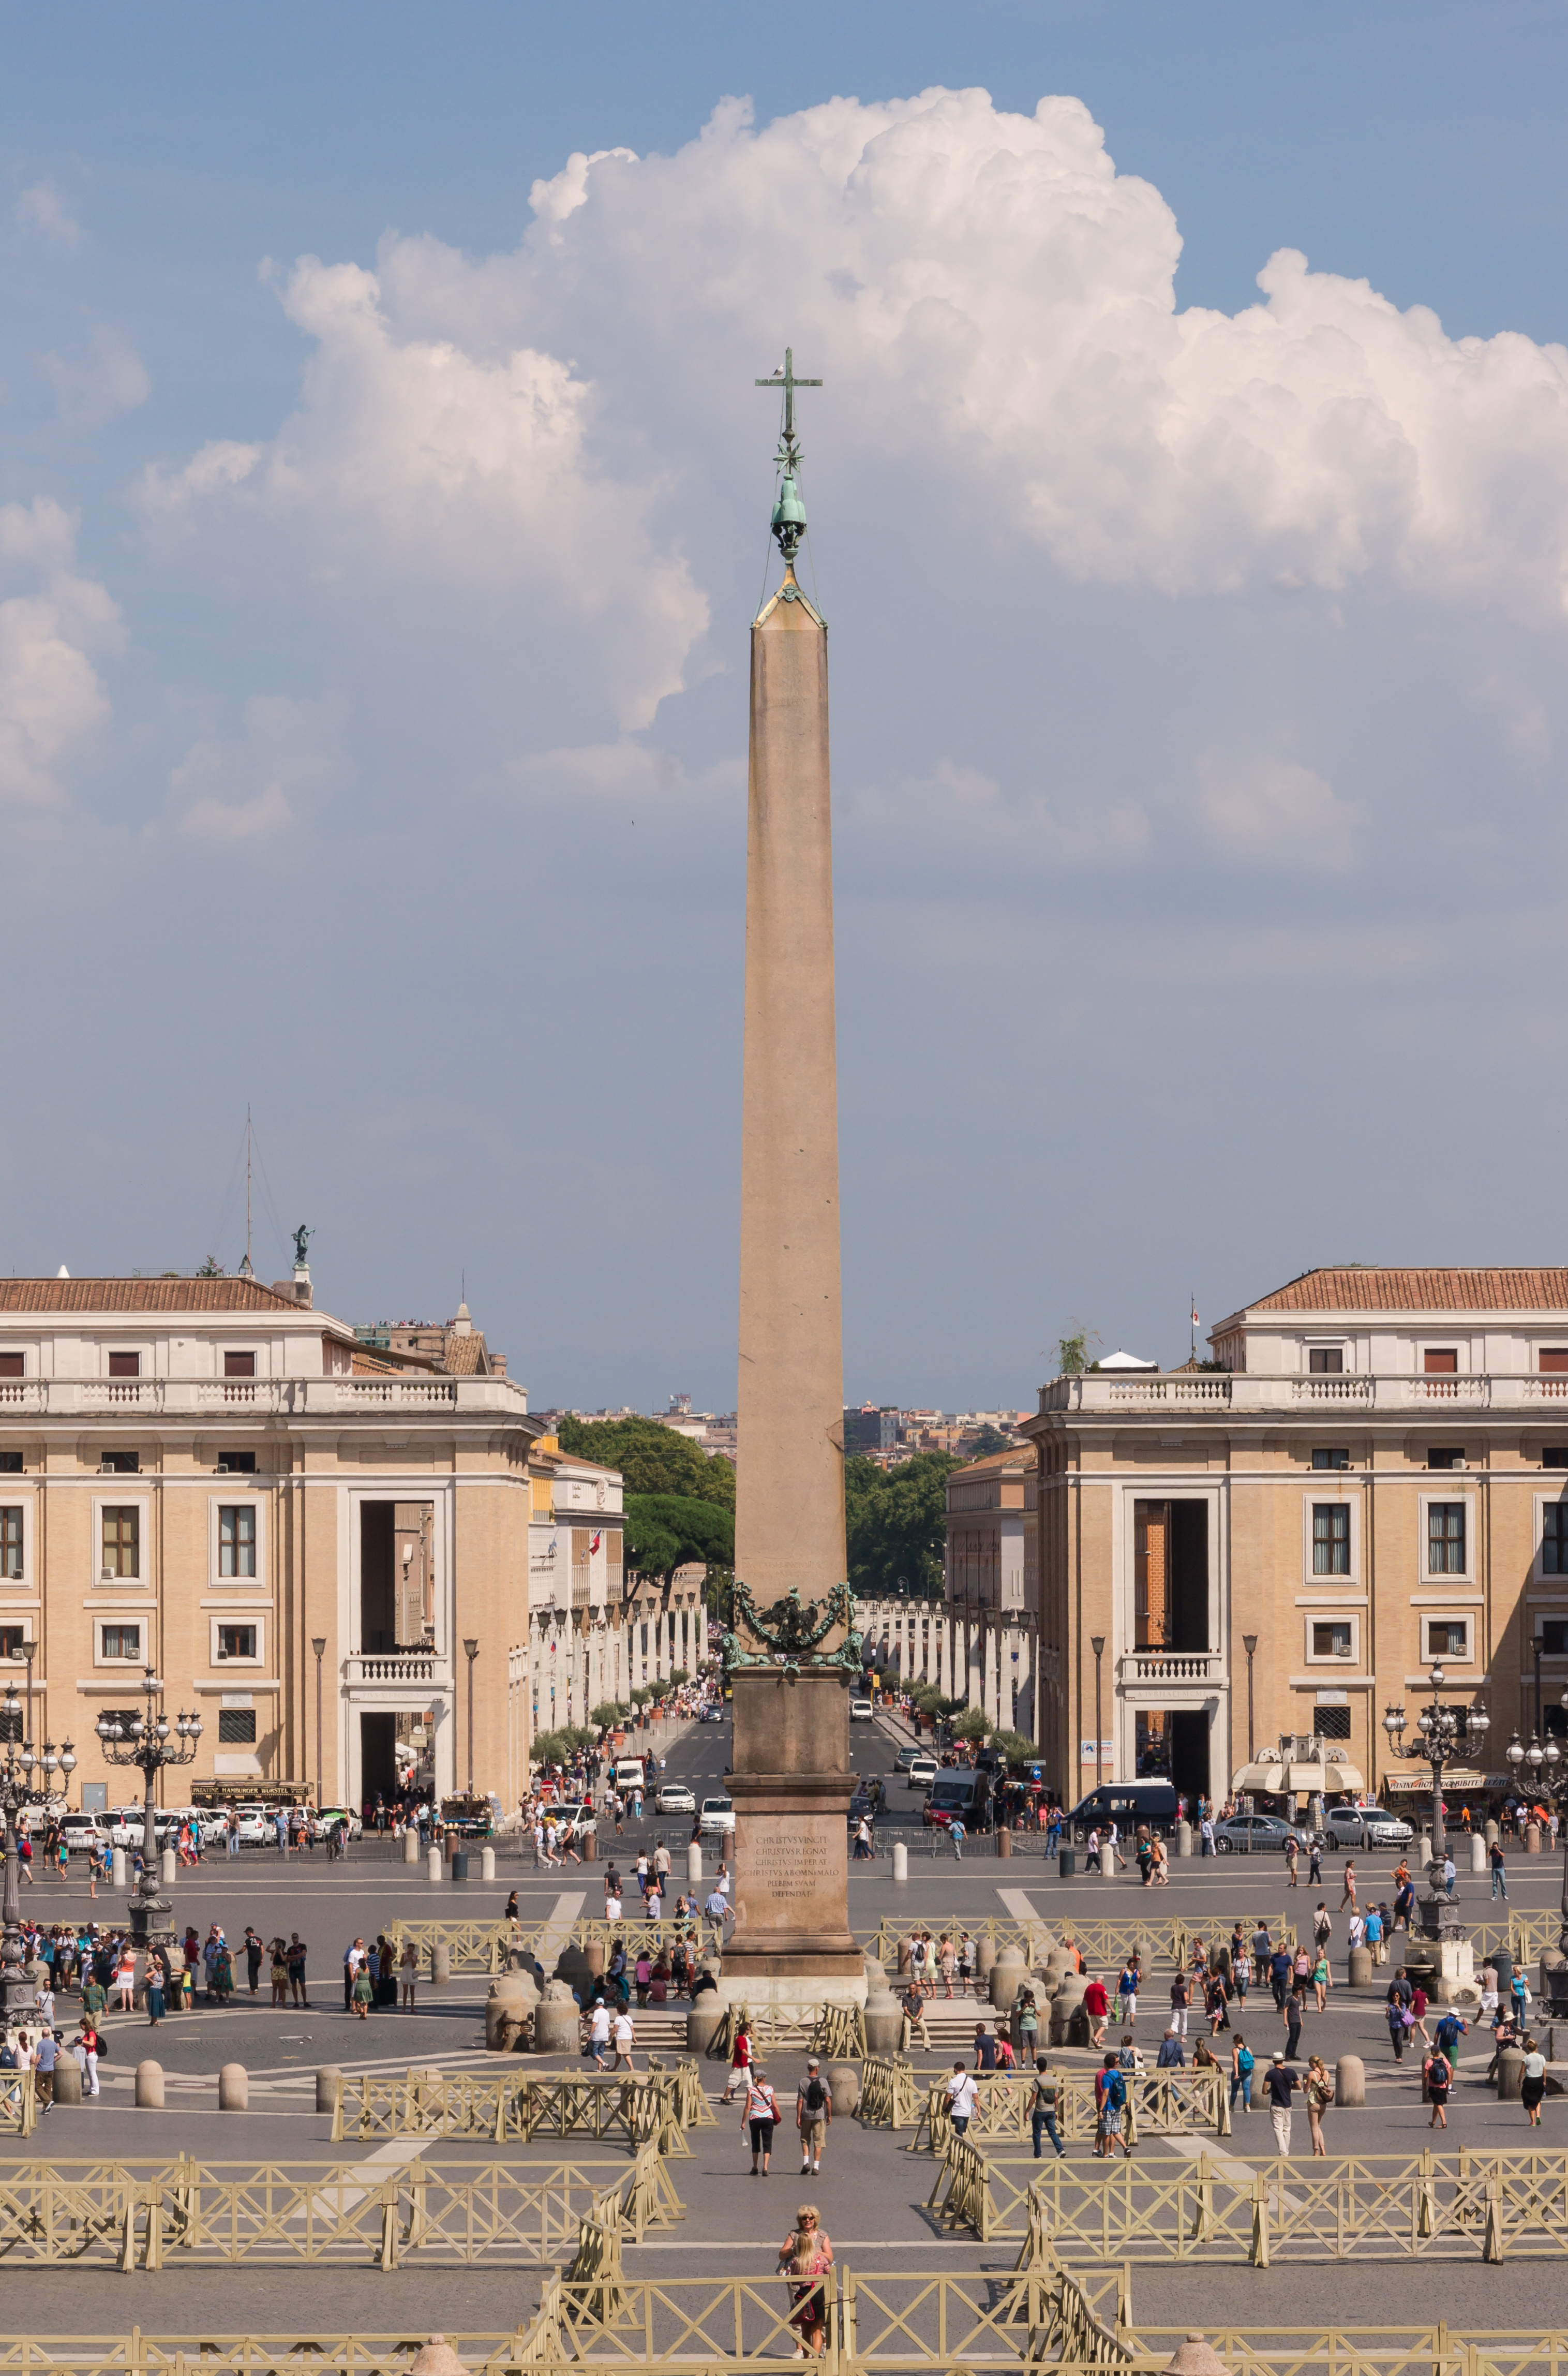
1083,1976,1109,2048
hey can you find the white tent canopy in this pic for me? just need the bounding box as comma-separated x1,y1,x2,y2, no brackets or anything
1232,1755,1366,1797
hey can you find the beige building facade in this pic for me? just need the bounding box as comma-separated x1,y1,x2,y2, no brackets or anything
1024,1269,1568,1811
0,1275,545,1814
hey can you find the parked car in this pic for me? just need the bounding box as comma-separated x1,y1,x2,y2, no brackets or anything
699,1794,735,1837
849,1697,875,1721
547,1799,599,1842
655,1783,696,1815
58,1813,109,1855
318,1805,366,1838
1212,1813,1311,1855
233,1805,273,1846
906,1757,938,1790
107,1806,152,1849
894,1745,925,1773
1322,1803,1414,1849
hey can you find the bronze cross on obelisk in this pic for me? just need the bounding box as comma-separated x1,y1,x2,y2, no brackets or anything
755,346,822,458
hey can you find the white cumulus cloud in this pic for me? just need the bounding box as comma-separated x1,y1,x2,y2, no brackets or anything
1195,753,1363,871
172,694,351,844
15,179,82,249
44,326,151,425
0,499,124,811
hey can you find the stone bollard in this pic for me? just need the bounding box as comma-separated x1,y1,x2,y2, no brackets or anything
52,2056,83,2107
687,1842,703,1888
1161,2335,1231,2376
1541,1948,1566,2002
160,1848,176,1885
1485,1818,1500,1848
218,2062,249,2111
427,1846,442,1882
316,2066,343,2116
136,2060,165,2108
974,1937,996,1985
1347,1946,1373,1988
863,1993,904,2056
581,1828,598,1864
990,1953,1027,2011
486,1976,532,2052
1497,2047,1526,2101
404,1828,421,1865
892,1839,908,1882
1416,1831,1432,1868
112,1847,127,1889
996,1827,1012,1860
533,1995,582,2056
686,2001,726,2057
1050,1976,1086,2045
1334,2054,1366,2107
1099,1844,1114,1877
481,1846,496,1881
1527,1823,1542,1854
430,1943,452,1986
826,2060,861,2115
1471,1832,1487,1873
1175,1821,1193,1859
409,2340,467,2376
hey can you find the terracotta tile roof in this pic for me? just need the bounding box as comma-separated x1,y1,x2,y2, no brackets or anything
442,1331,488,1376
951,1448,1032,1478
0,1277,303,1315
1247,1268,1568,1314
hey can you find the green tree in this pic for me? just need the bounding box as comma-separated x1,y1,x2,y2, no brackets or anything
951,1707,992,1744
844,1452,961,1602
623,1492,734,1581
557,1415,735,1508
967,1424,1012,1458
992,1729,1037,1765
590,1701,625,1729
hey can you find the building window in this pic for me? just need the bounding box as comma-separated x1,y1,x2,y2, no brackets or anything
101,1507,139,1578
1424,1349,1458,1375
1545,1448,1568,1469
108,1352,140,1379
0,1452,19,1474
99,1623,142,1661
101,1451,139,1475
1545,1507,1568,1576
217,1707,257,1743
0,1355,21,1379
1542,1352,1568,1374
219,1506,256,1578
1312,1505,1350,1575
1312,1449,1350,1471
1315,1703,1353,1740
1427,1449,1465,1471
216,1624,257,1661
224,1352,256,1378
1311,1621,1354,1658
1427,1503,1466,1575
0,1625,25,1658
0,1509,20,1580
217,1451,257,1475
1308,1348,1343,1374
1541,1621,1568,1655
1424,1617,1470,1660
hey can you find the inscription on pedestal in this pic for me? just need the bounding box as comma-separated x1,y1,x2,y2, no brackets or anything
746,1831,834,1904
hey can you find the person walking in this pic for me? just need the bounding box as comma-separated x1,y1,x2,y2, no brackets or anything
1093,2053,1132,2159
1521,2036,1548,2127
724,2016,754,2104
399,1938,419,2009
1116,1960,1139,2030
244,1927,263,1995
1285,1833,1299,1888
269,1938,289,2006
1307,1834,1323,1886
113,1944,137,2012
611,2006,636,2071
351,1954,375,2019
1282,1990,1304,2061
1304,2055,1333,2155
1229,2035,1255,2115
586,2000,611,2070
1262,2053,1297,2157
796,2058,832,2174
145,1958,166,2026
1031,2058,1065,2158
1490,1839,1509,1900
945,2062,979,2136
743,2067,781,2174
778,2204,833,2358
1083,1974,1109,2049
1168,1969,1191,2039
1340,1860,1357,1911
1425,2043,1453,2130
948,1817,966,1861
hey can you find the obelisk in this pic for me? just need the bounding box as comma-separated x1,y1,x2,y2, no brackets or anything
723,352,864,2008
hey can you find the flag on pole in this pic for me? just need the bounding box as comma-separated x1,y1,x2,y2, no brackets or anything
1191,1301,1200,1331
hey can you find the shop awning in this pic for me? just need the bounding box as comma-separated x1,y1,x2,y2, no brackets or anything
1231,1759,1365,1795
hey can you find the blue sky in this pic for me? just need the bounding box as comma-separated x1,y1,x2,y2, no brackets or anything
5,4,1568,1407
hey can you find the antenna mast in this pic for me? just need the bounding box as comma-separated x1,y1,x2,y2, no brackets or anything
240,1110,255,1279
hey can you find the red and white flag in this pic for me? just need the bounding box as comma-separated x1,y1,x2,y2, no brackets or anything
1190,1302,1200,1330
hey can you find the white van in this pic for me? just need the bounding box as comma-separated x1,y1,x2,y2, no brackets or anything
615,1758,646,1793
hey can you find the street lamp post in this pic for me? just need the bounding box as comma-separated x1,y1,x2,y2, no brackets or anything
1506,1698,1568,2018
463,1639,479,1795
311,1637,327,1810
1089,1636,1106,1790
1533,1636,1544,1741
1242,1634,1259,1763
1383,1662,1489,1938
0,1640,76,2023
96,1667,202,1955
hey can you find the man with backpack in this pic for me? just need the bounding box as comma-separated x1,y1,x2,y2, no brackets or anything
796,2058,832,2175
1094,2051,1131,2158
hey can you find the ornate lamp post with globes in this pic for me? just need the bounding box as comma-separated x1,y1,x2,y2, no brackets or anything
0,1641,76,2023
1383,1663,1489,1986
96,1668,202,1955
1505,1699,1568,2018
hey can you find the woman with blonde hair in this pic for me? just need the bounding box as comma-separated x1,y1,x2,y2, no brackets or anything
778,2203,834,2358
1304,2055,1334,2156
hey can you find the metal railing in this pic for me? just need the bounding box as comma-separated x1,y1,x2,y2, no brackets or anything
876,1912,1299,1974
0,2144,680,2270
906,2067,1228,2152
711,2000,867,2058
0,2069,36,2138
929,2141,1568,2261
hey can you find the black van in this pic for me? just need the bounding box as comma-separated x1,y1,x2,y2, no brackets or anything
1065,1781,1179,1842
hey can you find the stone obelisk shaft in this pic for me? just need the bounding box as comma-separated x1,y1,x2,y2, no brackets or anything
735,571,846,1598
726,566,860,1998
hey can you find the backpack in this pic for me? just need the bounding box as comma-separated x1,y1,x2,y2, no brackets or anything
1236,2047,1254,2075
804,2074,827,2114
1104,2070,1126,2109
